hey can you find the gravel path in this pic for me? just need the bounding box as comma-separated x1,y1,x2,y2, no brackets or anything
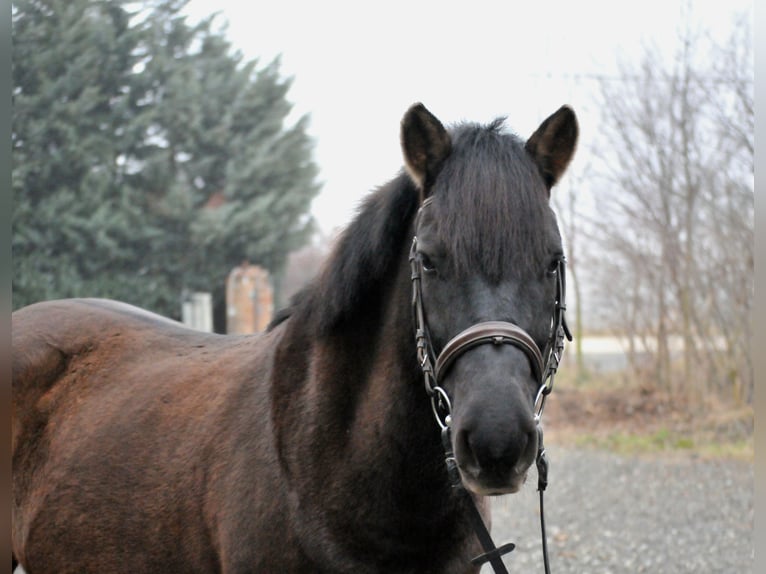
483,447,754,574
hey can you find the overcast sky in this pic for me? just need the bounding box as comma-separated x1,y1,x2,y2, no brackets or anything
183,0,752,235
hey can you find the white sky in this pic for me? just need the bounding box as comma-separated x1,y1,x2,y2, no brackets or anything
183,0,752,235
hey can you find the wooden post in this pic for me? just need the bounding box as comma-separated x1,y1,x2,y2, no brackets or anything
226,263,273,334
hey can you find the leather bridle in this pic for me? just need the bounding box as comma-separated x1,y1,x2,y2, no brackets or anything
408,197,571,573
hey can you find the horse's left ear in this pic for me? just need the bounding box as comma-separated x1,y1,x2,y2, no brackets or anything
401,103,452,198
525,105,578,192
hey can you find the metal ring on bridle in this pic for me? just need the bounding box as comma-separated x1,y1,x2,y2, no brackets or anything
430,386,452,430
533,382,551,422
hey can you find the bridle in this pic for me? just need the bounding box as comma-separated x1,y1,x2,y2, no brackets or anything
408,197,571,574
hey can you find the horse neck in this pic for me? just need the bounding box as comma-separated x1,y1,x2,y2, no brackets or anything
272,247,458,522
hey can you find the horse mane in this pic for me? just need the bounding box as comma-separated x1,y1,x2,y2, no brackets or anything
270,171,420,335
270,119,553,334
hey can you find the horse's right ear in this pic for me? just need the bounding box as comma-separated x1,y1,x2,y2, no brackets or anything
401,103,452,198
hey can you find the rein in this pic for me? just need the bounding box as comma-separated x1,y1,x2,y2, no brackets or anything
408,200,571,574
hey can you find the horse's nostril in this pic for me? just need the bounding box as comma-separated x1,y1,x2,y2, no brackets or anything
456,422,535,478
507,430,529,469
456,429,480,474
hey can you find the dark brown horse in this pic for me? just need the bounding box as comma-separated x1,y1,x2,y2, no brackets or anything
12,102,578,573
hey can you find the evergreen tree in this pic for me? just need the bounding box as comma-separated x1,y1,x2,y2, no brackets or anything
132,1,319,323
13,0,170,309
13,0,321,323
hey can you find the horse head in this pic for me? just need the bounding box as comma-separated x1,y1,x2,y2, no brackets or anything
402,103,577,496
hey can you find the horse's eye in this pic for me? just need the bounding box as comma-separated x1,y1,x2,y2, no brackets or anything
420,253,437,273
546,259,560,276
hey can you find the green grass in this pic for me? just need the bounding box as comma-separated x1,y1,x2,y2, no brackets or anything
572,427,753,461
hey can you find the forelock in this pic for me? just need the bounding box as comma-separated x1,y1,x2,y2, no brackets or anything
429,121,556,281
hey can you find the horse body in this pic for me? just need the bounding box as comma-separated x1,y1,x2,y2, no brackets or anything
13,298,476,573
12,103,577,573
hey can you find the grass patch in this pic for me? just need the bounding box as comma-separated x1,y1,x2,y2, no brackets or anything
574,428,693,454
571,427,753,461
694,438,754,461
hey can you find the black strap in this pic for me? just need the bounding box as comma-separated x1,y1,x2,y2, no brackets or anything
467,502,515,571
536,425,552,574
539,490,551,574
441,428,514,574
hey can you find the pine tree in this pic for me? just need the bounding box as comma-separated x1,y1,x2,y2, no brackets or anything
12,0,159,308
13,0,321,323
132,2,320,323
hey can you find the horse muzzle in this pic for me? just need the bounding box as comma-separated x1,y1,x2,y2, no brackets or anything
452,410,538,495
434,323,543,496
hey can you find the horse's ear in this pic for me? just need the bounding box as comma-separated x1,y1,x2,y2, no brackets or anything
401,103,452,197
525,105,578,192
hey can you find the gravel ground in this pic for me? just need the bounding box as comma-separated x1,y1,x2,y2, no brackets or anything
482,447,754,574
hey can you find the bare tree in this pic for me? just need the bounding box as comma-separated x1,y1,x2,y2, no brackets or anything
589,14,753,406
553,160,592,383
280,230,334,302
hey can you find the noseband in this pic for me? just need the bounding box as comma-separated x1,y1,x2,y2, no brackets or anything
408,198,571,574
435,321,545,384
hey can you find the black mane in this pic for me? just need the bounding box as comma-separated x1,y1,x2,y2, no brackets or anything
271,119,554,334
270,171,419,334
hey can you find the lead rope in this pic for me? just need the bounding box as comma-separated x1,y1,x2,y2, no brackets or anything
536,426,552,574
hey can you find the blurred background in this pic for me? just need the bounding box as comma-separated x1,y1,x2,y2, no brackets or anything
12,0,753,456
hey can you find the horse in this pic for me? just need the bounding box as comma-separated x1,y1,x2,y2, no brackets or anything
11,102,578,573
